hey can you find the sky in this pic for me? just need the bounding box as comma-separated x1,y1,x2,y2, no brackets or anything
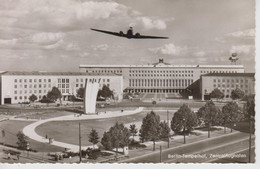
0,0,256,72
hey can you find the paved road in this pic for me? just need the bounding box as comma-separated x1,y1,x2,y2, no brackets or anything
121,132,254,163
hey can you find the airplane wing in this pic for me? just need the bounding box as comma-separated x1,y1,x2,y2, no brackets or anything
134,34,169,39
90,28,126,37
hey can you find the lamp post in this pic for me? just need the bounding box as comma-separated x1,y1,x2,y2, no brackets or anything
183,117,186,144
26,143,30,157
79,123,82,163
167,110,170,148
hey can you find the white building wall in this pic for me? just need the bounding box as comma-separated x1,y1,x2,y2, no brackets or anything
0,74,123,104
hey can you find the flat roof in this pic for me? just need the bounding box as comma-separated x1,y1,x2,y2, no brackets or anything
202,73,255,77
79,64,244,68
0,71,121,76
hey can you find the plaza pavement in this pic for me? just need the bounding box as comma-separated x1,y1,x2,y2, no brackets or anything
22,107,144,152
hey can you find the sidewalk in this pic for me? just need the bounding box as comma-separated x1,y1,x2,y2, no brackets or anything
22,107,144,152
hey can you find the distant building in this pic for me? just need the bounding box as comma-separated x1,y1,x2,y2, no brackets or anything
79,59,245,93
0,71,123,104
200,73,255,100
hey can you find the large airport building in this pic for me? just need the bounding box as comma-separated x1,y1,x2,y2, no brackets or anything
0,72,123,104
79,59,245,93
0,59,255,104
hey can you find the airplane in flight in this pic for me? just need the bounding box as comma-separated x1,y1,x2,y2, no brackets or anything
90,27,169,39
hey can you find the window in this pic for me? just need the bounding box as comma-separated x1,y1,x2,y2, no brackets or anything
14,79,17,83
107,79,110,82
44,79,46,82
39,79,42,83
213,79,216,82
34,79,37,82
58,79,61,83
39,84,41,88
66,79,69,83
29,79,32,83
14,91,17,94
76,84,79,87
19,79,22,83
24,85,27,88
39,90,41,93
14,85,17,88
14,96,17,100
48,79,51,82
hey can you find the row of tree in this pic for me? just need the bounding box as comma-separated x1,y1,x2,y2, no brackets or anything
97,95,254,152
210,88,246,100
27,85,114,104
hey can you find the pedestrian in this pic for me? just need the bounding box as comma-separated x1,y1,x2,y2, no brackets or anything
17,154,20,160
45,134,48,139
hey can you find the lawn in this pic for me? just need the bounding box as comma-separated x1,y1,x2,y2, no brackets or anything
35,110,175,147
0,120,65,152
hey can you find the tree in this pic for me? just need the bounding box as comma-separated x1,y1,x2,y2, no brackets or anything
101,122,130,155
88,129,99,148
222,102,243,133
77,88,85,99
231,88,245,100
139,111,161,151
70,95,77,105
29,94,37,103
160,121,171,140
210,88,224,100
129,124,137,140
197,101,221,138
47,87,62,105
16,131,28,150
98,85,114,99
244,94,255,119
171,104,198,143
101,131,113,150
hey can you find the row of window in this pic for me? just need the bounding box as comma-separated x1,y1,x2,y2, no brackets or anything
213,84,249,88
129,79,193,87
58,79,69,83
14,84,52,89
86,70,122,73
129,70,194,74
75,78,110,83
213,79,249,83
129,74,193,77
14,95,44,101
14,90,47,95
201,70,237,74
14,79,51,83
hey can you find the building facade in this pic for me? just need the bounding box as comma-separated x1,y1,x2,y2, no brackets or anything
0,71,123,104
79,59,245,93
200,73,255,100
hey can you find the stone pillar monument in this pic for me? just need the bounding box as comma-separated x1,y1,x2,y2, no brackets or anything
84,79,100,114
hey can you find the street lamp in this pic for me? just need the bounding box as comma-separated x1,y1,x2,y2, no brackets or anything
26,143,30,157
183,117,186,144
